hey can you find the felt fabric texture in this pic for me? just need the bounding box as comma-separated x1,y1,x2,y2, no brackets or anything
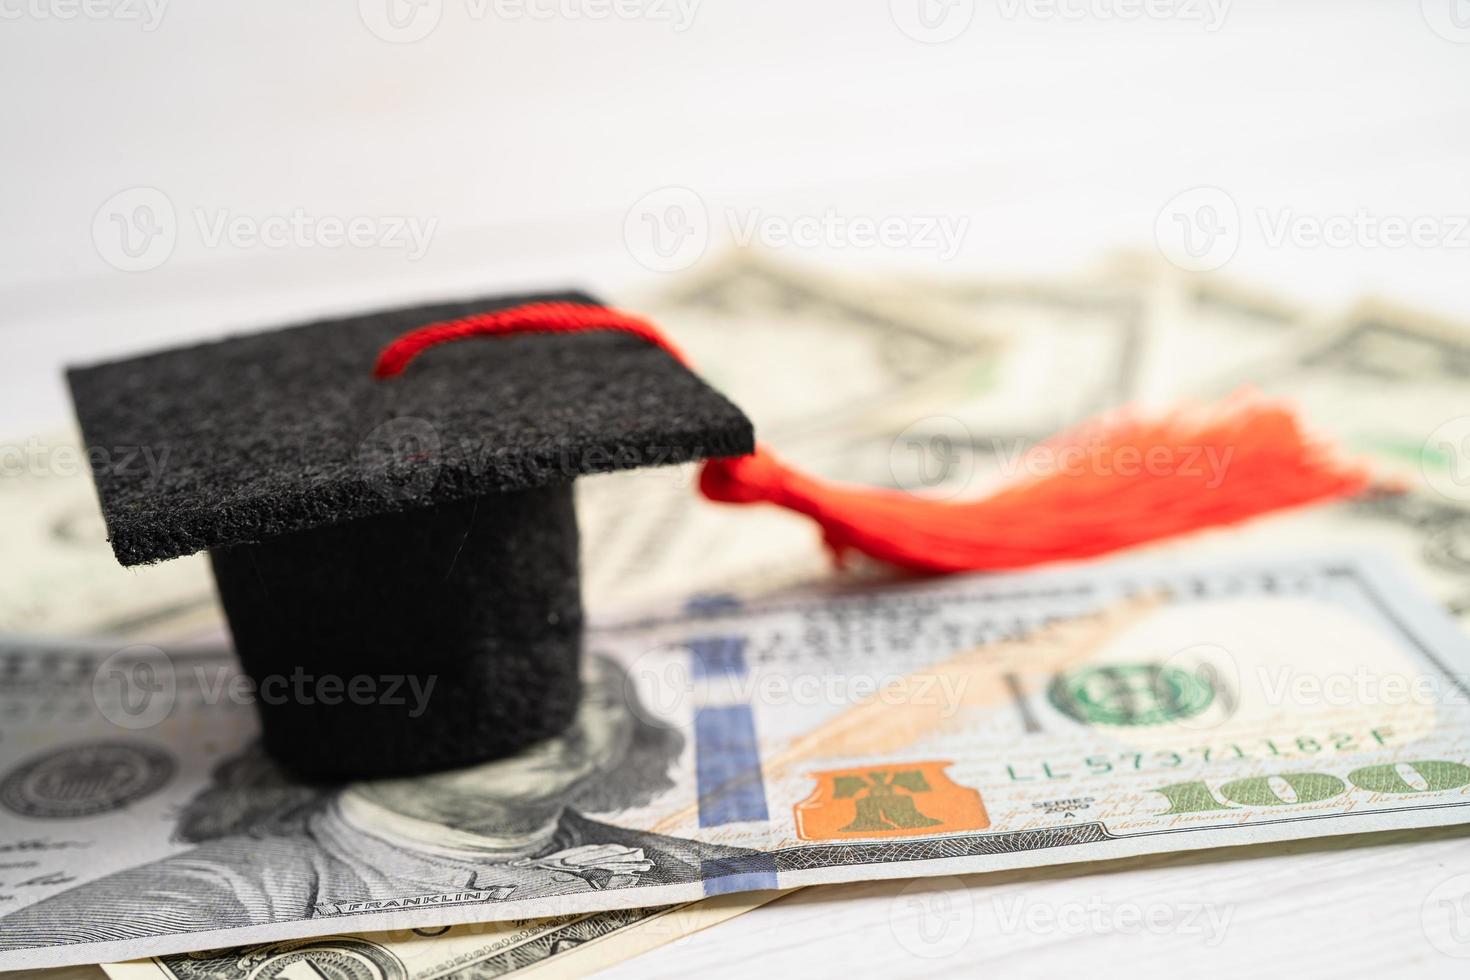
66,290,754,566
210,489,583,780
65,290,754,780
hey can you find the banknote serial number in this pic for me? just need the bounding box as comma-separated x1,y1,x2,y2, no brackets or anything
1006,728,1396,781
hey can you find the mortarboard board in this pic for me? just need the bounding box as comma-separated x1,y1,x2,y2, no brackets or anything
66,291,753,780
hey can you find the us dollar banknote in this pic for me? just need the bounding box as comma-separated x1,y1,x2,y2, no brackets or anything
0,430,216,639
101,894,776,980
3,553,1470,969
579,250,1154,611
579,249,1012,612
826,271,1149,498
1218,297,1470,494
1100,249,1310,409
1174,300,1470,622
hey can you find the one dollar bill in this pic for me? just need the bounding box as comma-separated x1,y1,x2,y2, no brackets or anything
3,553,1470,968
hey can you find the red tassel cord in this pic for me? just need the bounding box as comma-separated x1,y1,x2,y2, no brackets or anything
375,301,1371,574
373,301,695,379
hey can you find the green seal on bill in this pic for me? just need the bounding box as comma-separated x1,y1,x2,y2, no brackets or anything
1048,663,1216,726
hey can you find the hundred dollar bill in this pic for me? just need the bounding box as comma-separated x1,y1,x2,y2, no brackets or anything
4,553,1470,968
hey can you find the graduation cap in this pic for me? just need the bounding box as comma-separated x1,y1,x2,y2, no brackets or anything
68,290,1367,781
66,292,753,780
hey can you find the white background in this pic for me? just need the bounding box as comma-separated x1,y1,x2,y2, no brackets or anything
3,0,1470,976
4,0,1470,436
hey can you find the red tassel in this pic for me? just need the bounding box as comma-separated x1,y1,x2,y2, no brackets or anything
376,302,1370,574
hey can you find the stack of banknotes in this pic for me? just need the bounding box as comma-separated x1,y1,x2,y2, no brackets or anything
4,250,1470,978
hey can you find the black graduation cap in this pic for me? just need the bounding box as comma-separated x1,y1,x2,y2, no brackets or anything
67,291,753,780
